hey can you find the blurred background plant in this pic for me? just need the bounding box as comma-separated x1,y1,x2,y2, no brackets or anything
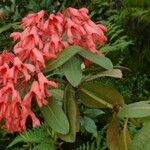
0,0,149,149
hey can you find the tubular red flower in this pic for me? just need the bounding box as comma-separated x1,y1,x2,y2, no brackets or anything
21,10,45,27
9,57,35,82
37,72,58,97
23,81,48,107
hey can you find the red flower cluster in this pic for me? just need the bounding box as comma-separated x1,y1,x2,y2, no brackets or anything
0,51,58,132
0,8,107,132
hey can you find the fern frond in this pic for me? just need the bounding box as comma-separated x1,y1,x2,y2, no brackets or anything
99,22,132,53
8,123,55,150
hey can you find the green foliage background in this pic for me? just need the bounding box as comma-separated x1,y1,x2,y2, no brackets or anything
0,0,150,149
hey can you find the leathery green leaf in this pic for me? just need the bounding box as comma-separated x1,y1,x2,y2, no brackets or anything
41,99,69,134
59,85,78,142
107,113,120,150
62,56,82,87
78,82,124,109
78,48,113,70
46,46,82,72
118,101,150,118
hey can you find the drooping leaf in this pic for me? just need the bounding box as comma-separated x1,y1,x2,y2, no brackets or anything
59,85,77,142
41,100,69,134
46,46,82,72
81,116,97,137
62,56,82,87
118,101,150,118
78,48,113,70
78,82,124,109
85,69,123,81
107,113,120,150
129,121,150,150
119,119,131,150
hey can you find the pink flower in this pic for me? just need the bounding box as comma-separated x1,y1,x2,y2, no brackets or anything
0,82,23,131
0,64,9,85
13,47,45,70
21,10,45,27
23,81,48,107
37,72,58,97
44,34,67,54
20,26,43,49
84,20,107,45
8,57,35,83
65,18,85,44
23,73,58,107
66,7,89,23
44,13,64,35
0,50,15,66
21,104,40,130
10,32,21,41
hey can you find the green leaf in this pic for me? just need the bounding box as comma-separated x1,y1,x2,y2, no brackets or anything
50,89,64,102
59,85,77,142
118,101,150,118
107,113,120,150
41,100,69,134
78,82,124,109
81,116,97,137
78,48,113,70
129,121,150,150
85,69,122,81
62,56,82,87
46,46,82,72
50,89,64,106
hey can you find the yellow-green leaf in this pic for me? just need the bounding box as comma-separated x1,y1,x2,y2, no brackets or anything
85,69,123,81
107,113,120,150
78,82,124,109
119,119,131,150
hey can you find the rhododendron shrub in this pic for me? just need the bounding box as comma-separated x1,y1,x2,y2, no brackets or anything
0,7,116,134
